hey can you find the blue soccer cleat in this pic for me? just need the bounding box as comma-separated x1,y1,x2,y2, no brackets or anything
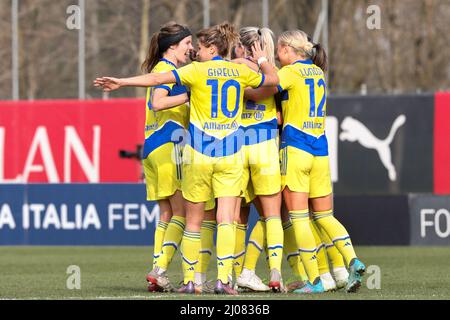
293,280,325,294
346,258,366,293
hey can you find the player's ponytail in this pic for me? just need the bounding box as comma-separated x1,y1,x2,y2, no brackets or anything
312,43,328,72
239,27,275,65
142,32,161,73
197,21,239,58
141,22,191,73
279,30,328,72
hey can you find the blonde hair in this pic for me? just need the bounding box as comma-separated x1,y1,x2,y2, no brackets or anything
239,27,276,65
278,30,328,71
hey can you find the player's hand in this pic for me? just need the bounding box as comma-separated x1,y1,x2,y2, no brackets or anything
251,42,266,62
93,77,123,92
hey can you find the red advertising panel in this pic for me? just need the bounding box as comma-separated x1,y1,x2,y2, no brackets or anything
434,92,450,195
0,99,145,183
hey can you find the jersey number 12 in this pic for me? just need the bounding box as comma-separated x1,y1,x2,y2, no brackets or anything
305,78,326,118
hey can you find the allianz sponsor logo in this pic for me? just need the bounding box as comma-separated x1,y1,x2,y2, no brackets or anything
203,121,239,131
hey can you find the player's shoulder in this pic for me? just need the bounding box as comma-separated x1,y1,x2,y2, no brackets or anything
152,60,176,73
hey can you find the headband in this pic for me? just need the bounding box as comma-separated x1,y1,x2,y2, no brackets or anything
158,28,192,54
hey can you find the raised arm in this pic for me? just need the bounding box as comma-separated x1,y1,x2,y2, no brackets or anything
251,42,279,87
93,72,177,92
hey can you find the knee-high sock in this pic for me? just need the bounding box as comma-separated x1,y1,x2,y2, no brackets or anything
283,220,307,281
313,210,357,268
217,223,235,283
195,220,216,275
181,230,201,284
243,219,266,271
153,221,168,267
309,220,331,276
157,216,186,271
290,210,320,284
233,223,247,278
315,221,346,270
266,217,283,272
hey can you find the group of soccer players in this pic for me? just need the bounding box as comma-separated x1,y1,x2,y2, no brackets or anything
94,20,366,296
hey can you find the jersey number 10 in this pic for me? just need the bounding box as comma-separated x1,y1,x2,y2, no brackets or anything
305,78,326,118
207,79,241,119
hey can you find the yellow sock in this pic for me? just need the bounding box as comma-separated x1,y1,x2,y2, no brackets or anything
153,221,168,267
196,220,216,274
316,222,346,269
216,223,235,283
243,219,266,271
283,220,307,281
233,223,247,279
266,217,283,272
309,220,330,276
290,210,320,284
181,230,201,284
157,216,186,270
313,210,357,268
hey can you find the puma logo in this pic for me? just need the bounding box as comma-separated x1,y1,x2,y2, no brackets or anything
340,115,406,181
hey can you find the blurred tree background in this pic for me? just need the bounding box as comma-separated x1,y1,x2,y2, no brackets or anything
0,0,449,100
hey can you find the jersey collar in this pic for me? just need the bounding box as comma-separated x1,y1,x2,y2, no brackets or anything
212,56,224,61
293,59,313,65
161,58,177,68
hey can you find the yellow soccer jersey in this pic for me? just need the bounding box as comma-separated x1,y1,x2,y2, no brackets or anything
277,60,328,156
143,59,189,159
242,94,278,146
172,56,264,157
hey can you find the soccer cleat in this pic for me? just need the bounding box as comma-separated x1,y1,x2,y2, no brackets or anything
146,267,174,293
214,280,239,295
194,280,216,294
178,281,196,294
268,269,287,293
333,267,349,289
237,269,270,292
293,280,325,294
346,258,366,293
320,273,337,292
286,280,306,292
147,282,163,293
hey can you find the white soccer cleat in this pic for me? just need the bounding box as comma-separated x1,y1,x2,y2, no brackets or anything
333,267,350,289
320,272,337,292
237,268,270,292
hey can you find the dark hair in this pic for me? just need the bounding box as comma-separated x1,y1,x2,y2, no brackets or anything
141,22,191,73
312,43,328,72
307,36,328,72
196,22,239,58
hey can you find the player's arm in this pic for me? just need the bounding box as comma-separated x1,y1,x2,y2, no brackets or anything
233,58,259,72
251,42,279,87
152,88,189,112
244,86,278,101
93,72,176,92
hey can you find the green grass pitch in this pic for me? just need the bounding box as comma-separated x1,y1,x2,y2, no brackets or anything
1,246,450,300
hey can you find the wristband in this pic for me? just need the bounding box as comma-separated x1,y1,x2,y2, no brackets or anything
257,57,268,66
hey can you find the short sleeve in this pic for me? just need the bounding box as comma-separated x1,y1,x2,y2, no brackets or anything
242,65,265,89
277,67,294,93
172,63,197,88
